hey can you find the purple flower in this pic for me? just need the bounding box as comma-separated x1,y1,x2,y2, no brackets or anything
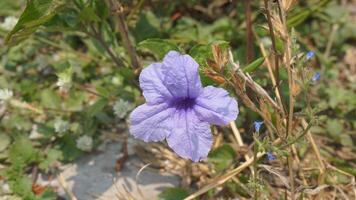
253,121,264,132
266,152,275,161
311,72,321,82
129,51,238,162
306,51,315,60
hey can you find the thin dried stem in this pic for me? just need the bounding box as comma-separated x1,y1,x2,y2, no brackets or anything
324,24,339,58
57,173,78,200
291,145,308,186
230,122,251,161
184,138,282,200
263,0,282,107
230,121,254,176
108,0,140,70
256,38,284,115
244,0,254,63
302,119,326,180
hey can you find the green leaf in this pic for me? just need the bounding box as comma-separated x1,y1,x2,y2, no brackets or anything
37,123,55,138
9,176,35,199
287,10,311,28
287,0,331,27
242,57,265,73
86,98,108,117
189,44,211,67
189,40,229,68
79,6,100,23
39,148,63,171
59,134,82,162
0,133,11,152
40,88,61,109
93,0,109,19
326,119,343,138
158,187,189,200
132,11,161,42
208,144,236,171
5,0,64,45
340,134,353,147
9,137,39,166
138,38,179,60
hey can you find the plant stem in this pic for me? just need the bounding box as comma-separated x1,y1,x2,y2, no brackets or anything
244,0,254,63
185,138,282,200
287,155,295,200
253,134,259,200
108,0,140,70
88,24,125,68
263,0,283,111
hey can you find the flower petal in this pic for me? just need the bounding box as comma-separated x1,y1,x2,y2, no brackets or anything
139,63,174,104
166,109,213,162
194,86,238,125
161,51,202,99
129,103,175,142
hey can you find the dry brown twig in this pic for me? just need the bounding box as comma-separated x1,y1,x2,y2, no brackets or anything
184,138,282,200
108,0,140,71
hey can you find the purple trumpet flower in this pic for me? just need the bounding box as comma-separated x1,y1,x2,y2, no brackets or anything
129,51,238,162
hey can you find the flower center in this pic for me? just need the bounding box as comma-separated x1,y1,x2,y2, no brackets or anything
171,97,196,110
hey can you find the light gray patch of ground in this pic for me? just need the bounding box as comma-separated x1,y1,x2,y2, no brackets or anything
57,141,180,200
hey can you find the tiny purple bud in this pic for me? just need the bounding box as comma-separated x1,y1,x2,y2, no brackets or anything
266,152,276,161
306,51,315,60
311,72,321,82
253,121,264,132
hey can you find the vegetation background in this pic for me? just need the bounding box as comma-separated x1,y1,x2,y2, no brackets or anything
0,0,355,199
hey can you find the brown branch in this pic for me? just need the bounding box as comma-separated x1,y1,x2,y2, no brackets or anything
108,0,140,70
263,0,284,112
185,138,282,200
244,0,254,63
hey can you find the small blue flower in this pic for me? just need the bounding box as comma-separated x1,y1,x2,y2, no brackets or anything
253,121,264,132
266,152,276,161
311,72,321,82
306,51,315,60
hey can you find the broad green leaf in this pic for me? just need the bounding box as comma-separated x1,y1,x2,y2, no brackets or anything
190,41,230,86
0,133,11,152
86,98,108,117
189,44,211,68
158,187,189,200
59,134,82,161
208,144,236,171
189,40,230,68
5,0,64,45
138,38,179,60
79,6,100,23
132,11,161,42
9,137,39,166
340,134,353,147
9,176,35,199
93,0,109,19
39,148,63,171
242,57,265,73
326,119,343,137
37,123,55,138
40,88,61,109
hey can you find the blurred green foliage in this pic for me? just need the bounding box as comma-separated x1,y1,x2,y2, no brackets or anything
0,0,355,199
